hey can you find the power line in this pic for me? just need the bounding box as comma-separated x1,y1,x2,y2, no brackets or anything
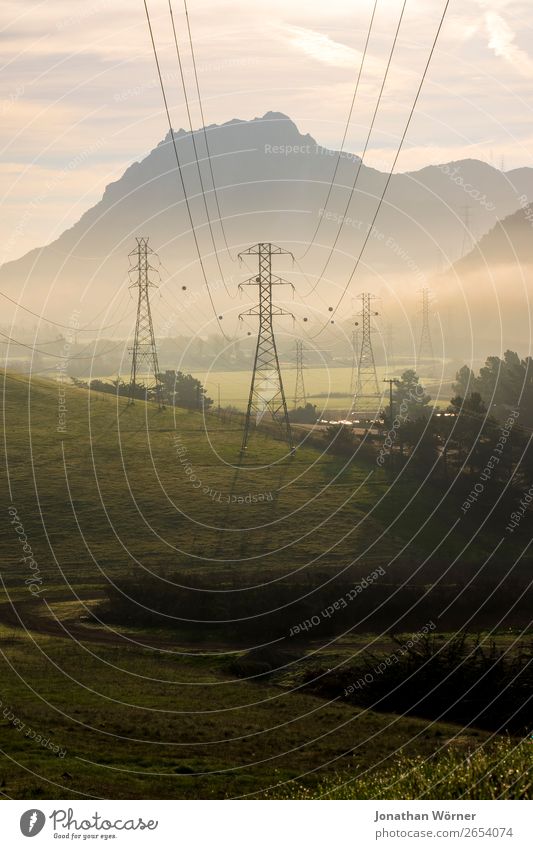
142,0,230,340
181,0,235,261
417,287,435,376
0,288,130,332
310,0,450,339
299,0,379,260
0,330,130,361
0,292,136,361
167,0,234,294
302,0,407,295
156,292,200,337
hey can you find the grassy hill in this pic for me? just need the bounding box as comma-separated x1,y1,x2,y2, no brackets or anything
0,371,529,799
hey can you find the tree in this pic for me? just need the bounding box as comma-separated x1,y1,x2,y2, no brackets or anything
450,392,487,417
289,403,317,424
453,364,478,398
454,351,533,427
446,393,496,476
397,419,439,476
324,424,355,456
393,370,431,422
157,370,212,410
70,376,131,397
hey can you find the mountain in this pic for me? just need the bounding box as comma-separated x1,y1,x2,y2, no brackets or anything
426,201,533,363
2,111,533,328
455,203,533,271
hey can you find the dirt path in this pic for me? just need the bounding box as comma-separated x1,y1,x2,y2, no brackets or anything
0,596,243,654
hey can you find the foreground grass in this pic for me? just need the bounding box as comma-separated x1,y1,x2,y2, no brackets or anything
0,623,475,799
271,738,533,799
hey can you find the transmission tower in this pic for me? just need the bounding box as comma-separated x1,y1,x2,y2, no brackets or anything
384,322,396,372
460,204,473,258
417,288,434,377
352,293,381,416
350,328,359,395
238,243,295,452
293,340,307,409
128,237,163,408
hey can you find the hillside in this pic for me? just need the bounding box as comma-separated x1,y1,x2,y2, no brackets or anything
429,201,533,357
455,202,533,271
2,370,498,799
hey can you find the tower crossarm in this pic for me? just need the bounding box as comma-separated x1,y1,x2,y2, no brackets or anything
239,274,294,293
238,243,294,259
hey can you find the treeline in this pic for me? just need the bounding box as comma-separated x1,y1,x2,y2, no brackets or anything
71,369,212,409
99,566,533,645
455,350,533,427
322,354,533,499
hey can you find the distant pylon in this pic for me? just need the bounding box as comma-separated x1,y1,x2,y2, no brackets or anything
293,340,307,409
350,328,359,395
238,243,294,452
417,288,434,377
385,322,395,372
128,237,163,408
460,204,473,258
352,293,381,415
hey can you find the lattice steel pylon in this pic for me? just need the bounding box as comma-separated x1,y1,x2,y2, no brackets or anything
417,287,434,377
238,243,294,452
385,322,395,372
350,328,360,395
128,237,163,409
352,293,381,416
293,340,307,409
460,204,473,258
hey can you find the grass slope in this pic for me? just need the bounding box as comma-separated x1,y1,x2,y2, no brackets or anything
0,372,526,798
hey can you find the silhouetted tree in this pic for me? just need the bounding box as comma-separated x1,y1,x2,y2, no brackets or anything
157,370,212,409
289,403,317,424
324,423,355,456
393,370,431,421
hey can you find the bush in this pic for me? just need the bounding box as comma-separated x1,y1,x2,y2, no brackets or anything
289,403,317,424
324,424,356,455
304,633,533,733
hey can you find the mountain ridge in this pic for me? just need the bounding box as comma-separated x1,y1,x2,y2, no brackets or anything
2,111,532,324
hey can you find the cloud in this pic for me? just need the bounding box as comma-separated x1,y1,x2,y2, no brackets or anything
484,10,533,76
2,0,533,265
284,25,361,68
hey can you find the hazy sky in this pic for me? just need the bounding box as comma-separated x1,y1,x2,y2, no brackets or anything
2,0,533,263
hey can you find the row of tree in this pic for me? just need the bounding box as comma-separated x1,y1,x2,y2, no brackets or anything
71,370,212,409
323,352,533,490
454,350,533,426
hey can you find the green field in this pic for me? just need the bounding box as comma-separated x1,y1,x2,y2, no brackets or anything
191,366,454,412
0,371,529,799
